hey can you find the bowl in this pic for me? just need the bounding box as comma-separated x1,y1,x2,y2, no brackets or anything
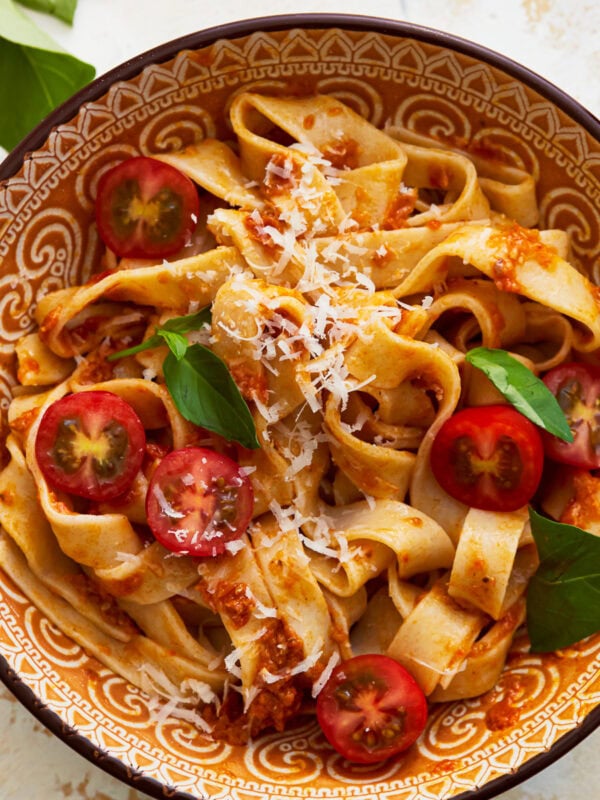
1,13,600,800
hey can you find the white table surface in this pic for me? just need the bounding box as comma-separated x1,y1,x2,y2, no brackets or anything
1,1,599,799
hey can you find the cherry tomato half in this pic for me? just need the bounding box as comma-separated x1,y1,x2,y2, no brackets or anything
35,391,146,501
146,447,254,557
95,156,199,258
430,404,544,511
542,362,600,469
316,654,428,764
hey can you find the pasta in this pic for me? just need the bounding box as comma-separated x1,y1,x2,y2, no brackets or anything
1,91,598,750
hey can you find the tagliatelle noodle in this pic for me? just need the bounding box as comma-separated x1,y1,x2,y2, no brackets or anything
35,247,245,358
251,514,338,666
449,506,532,619
386,574,489,695
392,223,600,351
350,586,402,656
0,532,227,693
305,499,455,597
429,597,527,703
386,125,540,227
210,277,311,419
0,92,598,742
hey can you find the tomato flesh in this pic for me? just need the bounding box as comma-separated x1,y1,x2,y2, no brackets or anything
316,654,427,763
96,156,199,258
146,447,253,557
35,391,146,501
543,362,600,469
430,404,544,511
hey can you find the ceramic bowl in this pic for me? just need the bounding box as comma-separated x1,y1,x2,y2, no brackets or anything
1,13,600,800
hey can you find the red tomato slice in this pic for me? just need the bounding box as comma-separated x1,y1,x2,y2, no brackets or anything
316,654,427,764
95,156,199,258
35,391,146,501
145,447,253,557
542,362,600,469
430,404,544,511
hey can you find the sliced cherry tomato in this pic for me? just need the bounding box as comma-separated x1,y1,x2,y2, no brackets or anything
430,404,544,511
542,362,600,469
316,654,427,764
95,156,199,258
146,447,253,557
35,390,146,501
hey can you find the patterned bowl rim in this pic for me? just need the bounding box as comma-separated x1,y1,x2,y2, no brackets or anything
1,12,600,800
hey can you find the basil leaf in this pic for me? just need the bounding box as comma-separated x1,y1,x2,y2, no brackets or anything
527,507,600,652
159,307,212,334
0,0,95,150
17,0,77,24
107,307,211,362
107,334,163,361
158,330,188,361
163,344,259,450
106,309,258,448
465,347,573,442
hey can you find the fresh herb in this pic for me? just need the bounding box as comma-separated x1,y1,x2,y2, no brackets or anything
17,0,76,24
0,0,95,151
110,308,259,450
465,347,573,442
527,507,600,652
164,345,260,450
108,308,212,362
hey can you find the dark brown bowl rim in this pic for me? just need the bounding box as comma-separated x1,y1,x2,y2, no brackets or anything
1,12,599,800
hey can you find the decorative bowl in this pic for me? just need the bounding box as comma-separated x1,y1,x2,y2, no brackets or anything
1,13,600,800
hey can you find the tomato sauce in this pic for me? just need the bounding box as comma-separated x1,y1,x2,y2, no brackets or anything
17,355,40,382
74,354,116,385
212,581,256,629
428,165,451,191
485,673,526,731
321,136,360,170
38,305,62,338
228,361,268,403
489,223,557,294
8,407,40,435
204,616,307,744
430,759,459,775
370,244,394,268
435,132,512,165
101,570,144,598
0,486,14,506
261,154,301,197
383,191,417,229
68,573,137,632
244,206,284,256
560,471,600,530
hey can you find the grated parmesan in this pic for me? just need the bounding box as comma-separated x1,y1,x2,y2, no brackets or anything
311,650,341,698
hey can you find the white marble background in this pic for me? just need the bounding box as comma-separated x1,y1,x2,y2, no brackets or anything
1,1,599,799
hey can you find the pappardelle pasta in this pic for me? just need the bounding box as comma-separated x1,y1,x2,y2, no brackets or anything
1,92,600,761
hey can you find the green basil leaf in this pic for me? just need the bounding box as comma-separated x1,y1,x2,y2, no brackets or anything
17,0,77,24
163,344,259,450
465,347,573,442
107,307,211,362
159,307,212,334
158,330,188,361
527,507,600,652
106,334,163,361
0,0,95,150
